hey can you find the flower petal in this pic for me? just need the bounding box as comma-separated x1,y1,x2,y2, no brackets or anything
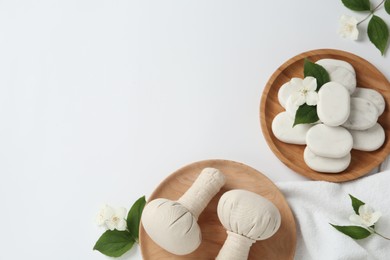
370,211,382,224
290,78,303,88
106,220,116,230
362,219,375,227
305,91,318,106
116,219,127,231
349,214,364,225
350,28,359,41
96,214,106,226
115,207,127,219
96,204,114,226
104,205,115,218
338,15,359,40
290,92,306,106
359,204,373,215
341,15,358,26
303,77,317,91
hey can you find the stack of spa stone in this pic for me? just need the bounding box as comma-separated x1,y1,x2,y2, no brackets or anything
272,59,385,173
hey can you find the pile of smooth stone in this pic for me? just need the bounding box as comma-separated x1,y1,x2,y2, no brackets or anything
272,59,385,173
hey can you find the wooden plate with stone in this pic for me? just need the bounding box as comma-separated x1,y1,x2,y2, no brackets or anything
139,159,296,259
260,49,390,182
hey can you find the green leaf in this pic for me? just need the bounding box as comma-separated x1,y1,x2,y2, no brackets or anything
303,59,330,90
341,0,371,11
385,0,390,15
330,224,372,239
367,15,389,55
349,194,365,215
127,196,146,241
93,230,135,257
293,104,319,126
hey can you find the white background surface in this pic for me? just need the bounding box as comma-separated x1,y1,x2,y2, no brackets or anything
0,1,389,259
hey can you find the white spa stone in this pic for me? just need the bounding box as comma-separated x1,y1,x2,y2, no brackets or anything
317,82,350,126
316,59,356,94
278,82,290,108
285,95,299,118
350,123,385,151
352,87,385,116
278,79,301,108
304,147,351,173
329,67,356,94
306,124,353,158
272,112,313,145
316,58,355,74
342,97,378,130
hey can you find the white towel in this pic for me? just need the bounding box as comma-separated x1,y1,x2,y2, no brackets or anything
277,171,390,260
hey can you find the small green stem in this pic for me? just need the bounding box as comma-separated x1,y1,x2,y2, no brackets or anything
372,0,386,12
367,227,390,240
357,13,372,25
374,231,390,240
357,0,385,25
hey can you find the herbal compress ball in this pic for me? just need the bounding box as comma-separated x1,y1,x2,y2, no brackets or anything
216,189,281,260
141,168,225,255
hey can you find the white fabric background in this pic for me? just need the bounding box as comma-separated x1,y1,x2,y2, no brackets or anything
278,166,390,260
0,1,389,259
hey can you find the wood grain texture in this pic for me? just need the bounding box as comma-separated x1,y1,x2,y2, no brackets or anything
139,160,296,260
260,49,390,182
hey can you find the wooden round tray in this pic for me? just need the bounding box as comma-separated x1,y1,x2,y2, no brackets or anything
139,160,296,259
260,49,390,182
